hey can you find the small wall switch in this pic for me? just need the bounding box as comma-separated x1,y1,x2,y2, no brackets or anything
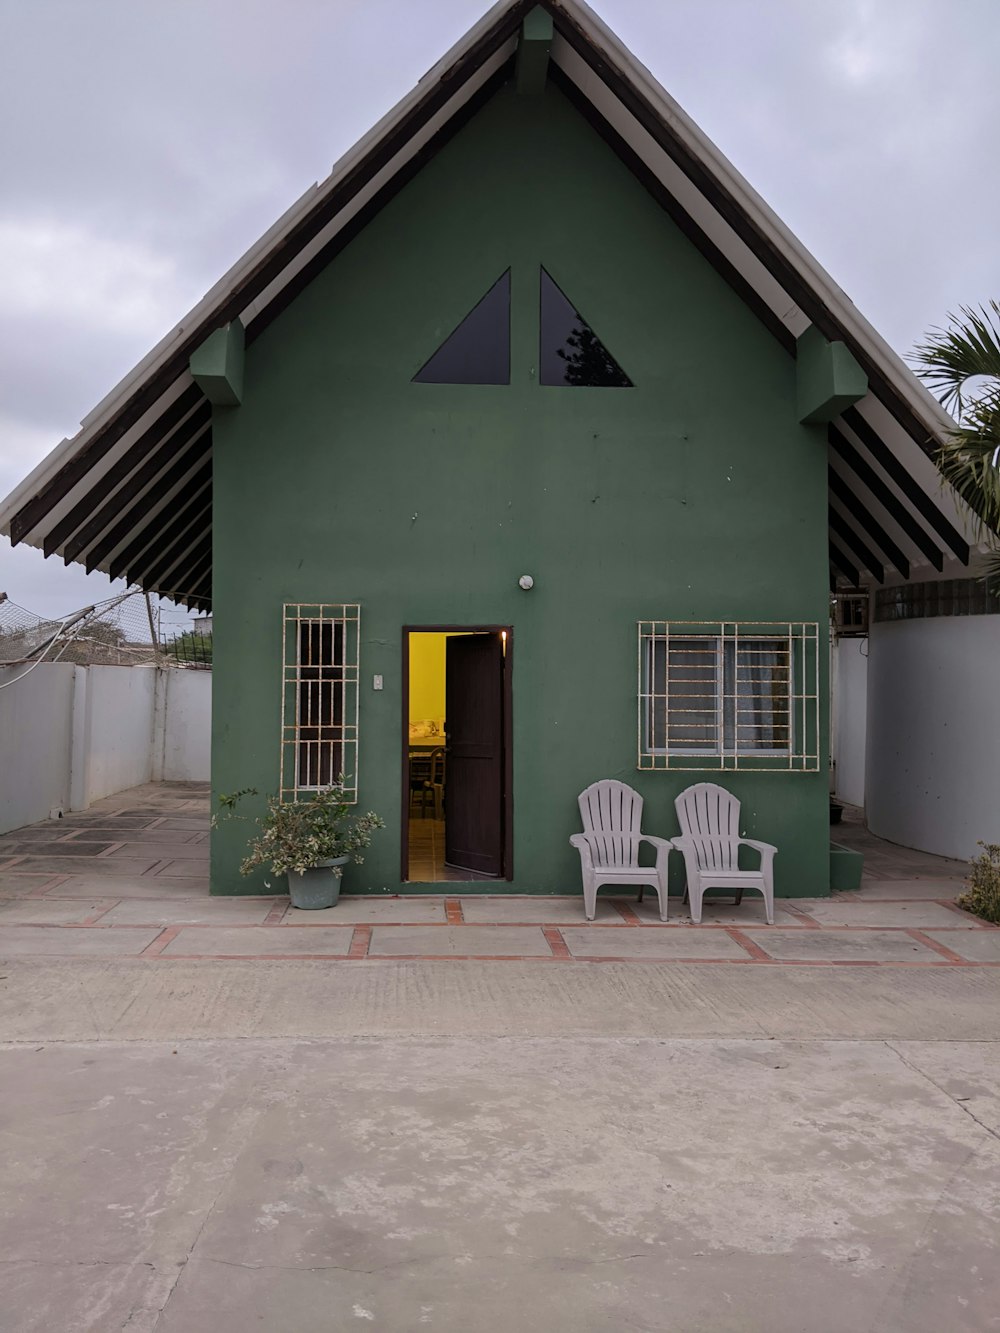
373,674,384,691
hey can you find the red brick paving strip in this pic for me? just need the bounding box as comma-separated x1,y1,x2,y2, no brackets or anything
26,876,69,897
138,926,182,957
445,899,464,924
724,928,775,962
79,902,121,926
937,900,991,926
542,926,572,958
781,903,823,927
904,928,973,964
611,900,643,924
349,925,373,959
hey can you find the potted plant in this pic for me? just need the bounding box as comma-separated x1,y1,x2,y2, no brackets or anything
219,785,385,909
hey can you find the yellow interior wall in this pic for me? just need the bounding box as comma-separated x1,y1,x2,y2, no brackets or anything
408,633,447,728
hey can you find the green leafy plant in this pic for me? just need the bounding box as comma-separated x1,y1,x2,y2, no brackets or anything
957,842,1000,925
911,302,1000,589
217,786,385,878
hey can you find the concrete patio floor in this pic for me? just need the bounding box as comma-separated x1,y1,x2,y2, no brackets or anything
0,782,992,968
2,784,999,1331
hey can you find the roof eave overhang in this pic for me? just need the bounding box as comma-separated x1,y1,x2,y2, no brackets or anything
0,0,977,603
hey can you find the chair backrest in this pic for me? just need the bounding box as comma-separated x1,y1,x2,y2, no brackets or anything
577,780,643,867
428,747,446,786
675,782,741,871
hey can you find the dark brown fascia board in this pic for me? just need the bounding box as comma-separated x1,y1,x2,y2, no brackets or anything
828,506,884,583
841,406,969,563
62,404,211,566
84,429,211,574
549,4,941,456
829,542,860,587
549,64,794,355
112,463,212,584
829,426,943,571
828,466,910,580
9,0,533,548
125,497,212,588
44,386,205,558
156,544,213,606
246,56,516,347
149,532,213,601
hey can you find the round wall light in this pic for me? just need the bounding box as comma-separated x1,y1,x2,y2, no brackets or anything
518,575,534,590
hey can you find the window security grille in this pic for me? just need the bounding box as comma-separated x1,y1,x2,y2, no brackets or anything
637,621,820,772
281,604,360,802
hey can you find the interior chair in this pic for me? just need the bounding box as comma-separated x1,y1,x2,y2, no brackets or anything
673,782,776,924
408,752,432,817
426,746,445,820
570,780,672,921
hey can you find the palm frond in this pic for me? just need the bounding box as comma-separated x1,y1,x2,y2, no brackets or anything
937,429,1000,535
911,300,1000,419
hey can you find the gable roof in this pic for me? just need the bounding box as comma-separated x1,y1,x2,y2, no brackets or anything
0,0,974,610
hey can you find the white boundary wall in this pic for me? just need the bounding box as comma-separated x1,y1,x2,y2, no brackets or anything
0,665,211,834
832,637,868,809
866,616,1000,861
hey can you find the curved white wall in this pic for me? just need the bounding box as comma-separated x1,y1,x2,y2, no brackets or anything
833,637,868,808
866,615,1000,860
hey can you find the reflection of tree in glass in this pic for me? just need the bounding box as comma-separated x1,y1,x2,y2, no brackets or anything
557,321,631,387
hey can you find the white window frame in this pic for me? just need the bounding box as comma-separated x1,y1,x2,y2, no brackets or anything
280,603,360,802
637,620,820,772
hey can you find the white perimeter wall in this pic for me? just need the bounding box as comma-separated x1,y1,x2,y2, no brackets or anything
832,638,868,809
866,616,1000,860
155,671,212,782
0,665,211,835
0,663,77,834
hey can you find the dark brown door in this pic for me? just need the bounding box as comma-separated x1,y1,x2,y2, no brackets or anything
445,633,504,876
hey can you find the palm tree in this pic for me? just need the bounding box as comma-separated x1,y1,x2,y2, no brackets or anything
911,301,1000,584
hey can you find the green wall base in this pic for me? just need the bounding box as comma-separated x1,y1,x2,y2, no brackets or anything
830,842,864,892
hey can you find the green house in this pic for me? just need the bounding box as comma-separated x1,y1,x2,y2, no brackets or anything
0,0,973,899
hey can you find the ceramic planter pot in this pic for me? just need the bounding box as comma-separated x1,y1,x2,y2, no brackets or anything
287,856,349,909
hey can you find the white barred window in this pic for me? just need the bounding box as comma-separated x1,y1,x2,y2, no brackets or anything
281,604,360,801
638,621,819,771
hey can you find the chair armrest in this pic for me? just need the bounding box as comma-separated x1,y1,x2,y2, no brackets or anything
639,835,672,869
639,835,673,853
670,836,702,873
740,838,777,869
570,833,595,868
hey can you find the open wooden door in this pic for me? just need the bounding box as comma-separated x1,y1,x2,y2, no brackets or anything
445,632,505,876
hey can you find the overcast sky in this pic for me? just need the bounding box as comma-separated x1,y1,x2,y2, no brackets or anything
1,0,998,616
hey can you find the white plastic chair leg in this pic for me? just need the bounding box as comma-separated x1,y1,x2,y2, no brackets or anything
654,878,669,921
688,877,705,925
583,874,598,921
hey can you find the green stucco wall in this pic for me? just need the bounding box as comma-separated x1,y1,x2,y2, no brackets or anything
210,80,830,897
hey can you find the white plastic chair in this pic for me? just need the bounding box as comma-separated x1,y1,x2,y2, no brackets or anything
673,782,776,924
570,781,672,921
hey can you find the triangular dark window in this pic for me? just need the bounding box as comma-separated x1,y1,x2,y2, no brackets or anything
413,270,510,384
539,267,633,387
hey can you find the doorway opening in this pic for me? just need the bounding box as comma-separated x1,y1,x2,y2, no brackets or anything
402,627,512,883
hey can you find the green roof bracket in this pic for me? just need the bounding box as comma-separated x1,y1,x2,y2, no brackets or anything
516,6,553,95
796,325,867,424
190,319,245,406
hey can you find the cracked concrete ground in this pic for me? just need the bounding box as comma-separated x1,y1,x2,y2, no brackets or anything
1,1036,999,1331
2,786,999,1330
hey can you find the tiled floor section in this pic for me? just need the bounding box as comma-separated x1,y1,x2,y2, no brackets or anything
0,782,996,967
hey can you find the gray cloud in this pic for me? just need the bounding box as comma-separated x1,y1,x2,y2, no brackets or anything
1,0,998,613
